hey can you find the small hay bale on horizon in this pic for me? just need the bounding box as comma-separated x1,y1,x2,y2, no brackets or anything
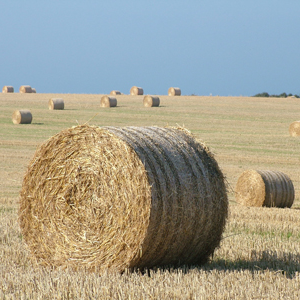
12,109,32,124
130,86,143,95
31,88,36,93
2,86,14,93
19,125,228,273
100,96,117,108
289,121,300,137
19,85,32,93
49,98,64,110
110,90,121,95
235,169,294,208
143,95,160,107
168,87,181,96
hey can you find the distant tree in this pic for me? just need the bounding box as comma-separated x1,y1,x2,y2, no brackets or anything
279,92,287,98
253,92,269,97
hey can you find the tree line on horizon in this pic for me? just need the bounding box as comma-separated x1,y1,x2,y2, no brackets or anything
253,92,300,98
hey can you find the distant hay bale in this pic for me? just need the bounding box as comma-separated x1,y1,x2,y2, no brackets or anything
168,87,181,96
235,170,294,208
2,86,14,93
110,90,121,95
12,109,32,124
19,125,228,273
31,88,36,93
130,86,143,95
100,96,117,107
49,98,64,110
143,95,160,107
289,121,300,137
19,85,32,93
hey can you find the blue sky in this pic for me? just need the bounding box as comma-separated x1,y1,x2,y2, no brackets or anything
1,1,299,96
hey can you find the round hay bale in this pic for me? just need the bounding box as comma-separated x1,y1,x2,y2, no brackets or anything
168,87,181,96
100,96,117,108
19,125,228,272
12,109,32,124
31,88,36,93
2,86,14,93
110,90,121,96
289,121,300,137
143,95,160,107
130,86,143,95
235,170,294,208
49,98,64,110
19,85,32,93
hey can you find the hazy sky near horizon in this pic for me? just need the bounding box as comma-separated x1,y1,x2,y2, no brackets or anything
1,1,299,96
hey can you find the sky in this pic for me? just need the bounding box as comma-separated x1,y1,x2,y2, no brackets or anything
1,1,299,96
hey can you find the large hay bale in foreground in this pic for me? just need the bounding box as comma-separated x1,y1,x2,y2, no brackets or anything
235,170,294,208
143,95,160,107
12,109,32,124
168,87,181,96
2,86,14,93
110,90,121,95
49,98,64,110
289,121,300,137
19,125,228,272
100,96,117,107
130,86,143,95
19,85,32,93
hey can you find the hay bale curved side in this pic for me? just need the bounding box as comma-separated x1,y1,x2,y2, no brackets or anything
130,86,143,95
19,85,32,93
19,125,228,272
49,98,64,110
168,87,181,96
143,96,160,107
100,96,117,107
12,109,32,124
289,121,300,137
110,90,121,95
2,86,14,93
235,170,294,208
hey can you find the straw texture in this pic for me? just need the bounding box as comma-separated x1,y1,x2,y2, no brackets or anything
100,96,117,108
19,85,32,93
49,98,64,110
12,109,32,124
130,86,143,95
19,125,228,272
289,121,300,137
2,86,14,93
143,96,160,107
168,87,181,96
235,170,294,208
110,90,121,95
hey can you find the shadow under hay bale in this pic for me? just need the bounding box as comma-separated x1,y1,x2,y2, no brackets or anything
110,90,121,95
19,125,228,272
289,121,300,137
235,170,294,208
168,87,181,96
143,95,160,107
130,86,143,95
2,86,14,93
19,85,32,93
49,98,64,110
100,96,117,107
12,109,32,124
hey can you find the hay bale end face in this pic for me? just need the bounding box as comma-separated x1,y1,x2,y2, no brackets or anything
289,121,300,137
2,86,14,93
19,125,228,272
110,90,121,95
49,98,64,110
19,85,32,93
235,170,294,208
12,109,32,124
143,95,160,107
130,86,143,95
168,87,181,96
100,96,117,107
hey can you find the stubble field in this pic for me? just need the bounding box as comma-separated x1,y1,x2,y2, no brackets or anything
0,92,299,299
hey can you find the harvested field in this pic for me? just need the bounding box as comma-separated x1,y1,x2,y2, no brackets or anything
0,93,300,299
